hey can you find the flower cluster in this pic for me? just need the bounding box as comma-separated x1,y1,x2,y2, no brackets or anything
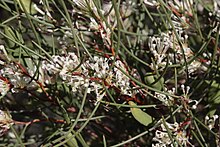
113,60,131,95
42,53,133,100
0,41,134,104
148,1,210,76
148,32,173,70
42,53,81,81
154,84,199,110
0,110,13,136
152,121,192,147
0,63,37,93
89,18,112,46
154,87,175,106
168,0,193,16
0,77,10,96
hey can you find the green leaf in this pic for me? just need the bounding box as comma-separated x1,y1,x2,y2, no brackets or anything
128,101,153,126
66,133,79,147
144,72,164,90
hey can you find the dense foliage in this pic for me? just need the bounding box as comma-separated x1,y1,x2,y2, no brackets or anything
0,0,220,146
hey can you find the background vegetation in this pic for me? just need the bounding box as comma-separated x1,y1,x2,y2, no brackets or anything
0,0,220,146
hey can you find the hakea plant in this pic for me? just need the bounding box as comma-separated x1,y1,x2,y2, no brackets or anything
0,50,134,98
148,13,209,75
0,48,201,138
41,52,135,100
0,0,220,146
0,48,139,136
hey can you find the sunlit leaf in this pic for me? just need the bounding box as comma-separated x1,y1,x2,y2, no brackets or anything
129,101,153,126
66,133,79,147
144,72,164,90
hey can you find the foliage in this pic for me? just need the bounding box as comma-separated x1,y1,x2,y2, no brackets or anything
0,0,220,146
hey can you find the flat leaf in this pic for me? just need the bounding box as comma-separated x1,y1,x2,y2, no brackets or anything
66,133,79,147
144,72,164,90
129,101,153,126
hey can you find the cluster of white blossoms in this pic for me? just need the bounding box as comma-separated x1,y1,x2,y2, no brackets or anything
0,110,13,136
148,0,210,75
73,0,113,46
113,60,131,95
89,18,112,46
41,53,90,96
41,53,132,100
0,63,36,93
0,47,133,134
152,121,192,147
154,87,175,106
0,45,133,102
154,84,199,110
85,56,112,79
0,78,10,96
148,30,193,71
74,0,134,47
42,53,82,81
148,32,173,70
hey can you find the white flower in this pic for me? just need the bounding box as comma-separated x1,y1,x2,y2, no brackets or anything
0,78,10,96
42,52,81,81
168,0,193,16
89,18,99,30
89,81,106,104
113,60,131,95
0,63,33,92
148,32,173,70
67,75,89,93
85,56,112,79
153,121,191,146
73,0,94,10
59,53,81,80
153,130,171,145
205,115,219,130
144,0,160,8
73,0,103,18
89,19,112,45
154,88,175,106
39,53,134,102
0,110,13,136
